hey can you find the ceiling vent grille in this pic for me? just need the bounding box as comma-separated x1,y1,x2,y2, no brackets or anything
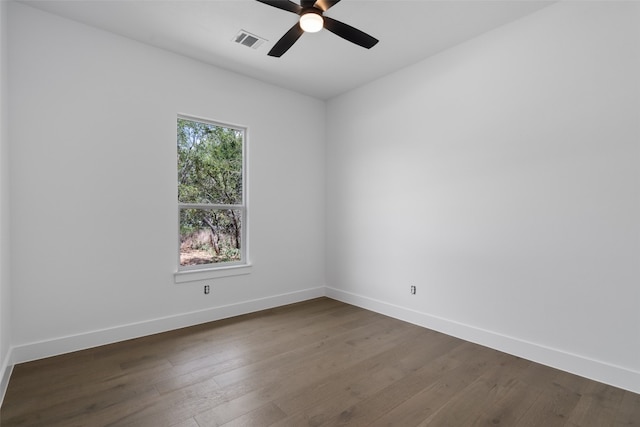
234,30,266,50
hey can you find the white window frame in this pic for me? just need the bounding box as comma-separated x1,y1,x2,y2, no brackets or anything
174,114,251,283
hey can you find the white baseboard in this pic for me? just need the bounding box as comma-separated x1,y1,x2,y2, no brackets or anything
326,286,640,394
1,347,13,408
10,286,326,366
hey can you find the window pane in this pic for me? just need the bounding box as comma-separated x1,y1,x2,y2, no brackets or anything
180,208,242,266
177,119,243,205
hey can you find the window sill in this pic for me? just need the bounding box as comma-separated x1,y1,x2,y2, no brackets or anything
174,264,252,283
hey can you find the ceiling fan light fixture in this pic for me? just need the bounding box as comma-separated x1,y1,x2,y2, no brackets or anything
299,11,324,33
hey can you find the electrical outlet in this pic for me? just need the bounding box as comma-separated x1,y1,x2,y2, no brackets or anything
410,285,416,295
204,285,210,295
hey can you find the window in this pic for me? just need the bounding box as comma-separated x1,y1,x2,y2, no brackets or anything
176,116,248,278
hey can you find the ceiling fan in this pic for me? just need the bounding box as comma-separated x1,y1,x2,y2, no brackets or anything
255,0,379,57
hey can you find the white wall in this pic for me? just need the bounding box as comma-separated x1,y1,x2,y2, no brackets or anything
326,1,640,392
8,3,325,360
1,0,13,400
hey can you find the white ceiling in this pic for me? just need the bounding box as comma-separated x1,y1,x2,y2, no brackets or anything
21,0,553,100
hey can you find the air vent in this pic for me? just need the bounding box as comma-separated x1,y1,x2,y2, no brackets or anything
234,30,266,50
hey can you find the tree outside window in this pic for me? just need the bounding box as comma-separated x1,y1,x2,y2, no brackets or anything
177,117,246,268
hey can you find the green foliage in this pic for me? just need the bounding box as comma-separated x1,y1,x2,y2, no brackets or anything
178,119,244,265
177,118,242,205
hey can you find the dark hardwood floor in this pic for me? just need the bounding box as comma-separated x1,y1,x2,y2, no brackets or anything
1,297,638,426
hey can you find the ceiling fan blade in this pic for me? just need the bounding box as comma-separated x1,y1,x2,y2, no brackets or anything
301,0,316,8
268,23,304,57
323,16,379,49
313,0,341,12
255,0,302,15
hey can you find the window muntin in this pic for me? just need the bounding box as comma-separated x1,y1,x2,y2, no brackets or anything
177,116,246,270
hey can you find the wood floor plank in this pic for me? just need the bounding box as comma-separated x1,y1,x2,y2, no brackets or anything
331,348,530,427
218,403,287,427
1,297,638,427
271,358,409,426
469,379,543,427
289,333,466,426
170,417,200,427
368,367,482,427
614,390,640,426
419,352,536,426
422,372,510,426
197,318,427,425
165,299,356,367
211,315,414,390
368,348,518,427
102,376,237,427
3,383,161,427
563,377,625,427
272,328,441,417
152,309,371,397
514,376,583,427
